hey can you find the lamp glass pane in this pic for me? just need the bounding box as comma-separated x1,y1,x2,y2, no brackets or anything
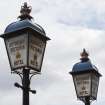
5,34,28,70
28,34,46,71
73,73,91,97
91,74,99,99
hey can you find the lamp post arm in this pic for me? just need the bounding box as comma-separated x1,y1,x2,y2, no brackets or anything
14,82,36,94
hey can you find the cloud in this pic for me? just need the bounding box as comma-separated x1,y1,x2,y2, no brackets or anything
30,25,105,105
31,0,105,30
0,0,105,105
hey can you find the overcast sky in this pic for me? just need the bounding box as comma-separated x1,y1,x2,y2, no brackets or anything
0,0,105,105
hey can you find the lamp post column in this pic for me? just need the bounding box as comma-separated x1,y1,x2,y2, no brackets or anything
22,69,30,105
85,97,90,105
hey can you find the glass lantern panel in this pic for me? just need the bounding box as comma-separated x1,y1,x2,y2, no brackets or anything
73,73,91,97
91,74,99,99
28,34,46,72
5,34,28,70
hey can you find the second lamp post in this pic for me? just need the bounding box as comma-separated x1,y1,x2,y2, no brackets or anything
70,49,101,105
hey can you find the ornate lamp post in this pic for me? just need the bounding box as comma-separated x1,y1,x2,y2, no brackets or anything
69,49,101,105
0,2,50,105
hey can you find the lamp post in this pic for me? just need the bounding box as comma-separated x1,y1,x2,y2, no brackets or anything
0,2,50,105
69,49,101,105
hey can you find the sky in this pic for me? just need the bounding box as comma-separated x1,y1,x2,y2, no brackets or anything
0,0,105,105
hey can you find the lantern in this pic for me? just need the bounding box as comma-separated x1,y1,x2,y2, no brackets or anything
70,49,101,103
0,2,50,74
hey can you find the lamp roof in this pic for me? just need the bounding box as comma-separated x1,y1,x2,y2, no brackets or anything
72,49,99,73
72,60,98,72
4,19,46,36
3,2,46,36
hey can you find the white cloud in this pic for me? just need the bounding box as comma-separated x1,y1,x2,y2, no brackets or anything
31,0,105,30
0,0,105,105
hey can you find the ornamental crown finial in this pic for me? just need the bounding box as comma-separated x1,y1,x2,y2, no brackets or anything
18,2,33,20
80,49,89,62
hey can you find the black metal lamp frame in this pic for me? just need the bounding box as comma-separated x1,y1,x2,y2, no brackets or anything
14,68,40,105
70,70,101,105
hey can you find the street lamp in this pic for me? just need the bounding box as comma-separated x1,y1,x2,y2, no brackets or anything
69,49,101,105
0,2,50,105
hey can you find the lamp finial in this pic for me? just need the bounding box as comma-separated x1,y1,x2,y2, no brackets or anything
18,2,33,20
80,49,89,62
